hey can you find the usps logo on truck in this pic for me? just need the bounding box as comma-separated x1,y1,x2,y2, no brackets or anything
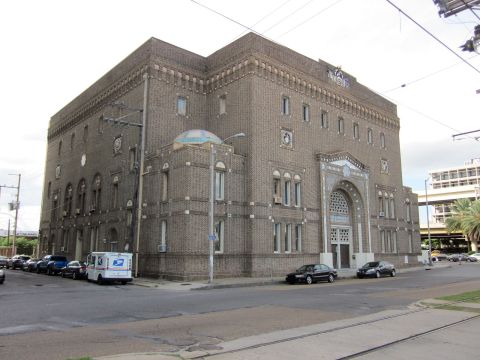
112,258,124,267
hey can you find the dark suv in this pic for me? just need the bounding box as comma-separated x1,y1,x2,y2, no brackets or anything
6,255,31,270
36,255,68,275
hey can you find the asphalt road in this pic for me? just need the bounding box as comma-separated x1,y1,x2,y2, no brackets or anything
1,263,480,360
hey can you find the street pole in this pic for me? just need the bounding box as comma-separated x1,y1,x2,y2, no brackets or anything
7,218,10,246
425,177,432,266
134,73,149,278
208,144,216,284
207,132,245,284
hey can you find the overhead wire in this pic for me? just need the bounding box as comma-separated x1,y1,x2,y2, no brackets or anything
261,0,316,34
384,0,480,75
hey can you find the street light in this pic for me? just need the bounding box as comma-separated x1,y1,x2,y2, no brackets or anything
424,176,432,266
208,132,246,284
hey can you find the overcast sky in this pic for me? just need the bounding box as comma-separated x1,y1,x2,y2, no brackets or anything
0,0,479,231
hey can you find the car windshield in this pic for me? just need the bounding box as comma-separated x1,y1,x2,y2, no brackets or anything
51,256,67,261
363,262,380,268
296,265,314,272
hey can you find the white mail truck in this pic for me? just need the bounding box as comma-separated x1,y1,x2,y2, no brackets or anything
86,252,133,285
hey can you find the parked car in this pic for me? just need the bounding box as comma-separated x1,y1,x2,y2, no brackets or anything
6,255,31,270
36,255,68,275
0,268,4,284
60,261,87,280
467,255,478,262
286,264,337,285
468,253,480,262
447,254,469,262
431,253,447,261
357,261,396,278
0,256,8,268
22,258,40,272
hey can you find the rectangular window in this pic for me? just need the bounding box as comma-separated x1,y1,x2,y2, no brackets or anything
392,231,397,253
390,198,395,218
386,230,392,253
380,132,386,148
83,125,89,142
353,122,360,140
214,220,224,253
281,96,290,115
285,224,292,253
159,220,167,252
219,94,226,115
408,232,413,253
338,117,344,134
162,172,169,202
98,116,104,134
215,171,225,200
378,195,384,215
273,178,281,198
62,229,68,251
284,180,291,206
406,202,411,222
110,242,118,252
294,182,301,207
380,230,385,253
176,96,187,116
367,128,373,144
295,224,302,252
274,223,281,253
302,104,310,122
112,183,118,209
321,111,328,128
129,147,137,172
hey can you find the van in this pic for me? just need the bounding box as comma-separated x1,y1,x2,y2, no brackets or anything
86,252,132,285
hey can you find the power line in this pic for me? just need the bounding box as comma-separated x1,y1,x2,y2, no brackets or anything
278,0,345,38
262,0,316,34
384,0,480,75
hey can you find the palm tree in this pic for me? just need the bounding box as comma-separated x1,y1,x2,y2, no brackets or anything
446,199,471,251
463,200,480,252
446,199,479,252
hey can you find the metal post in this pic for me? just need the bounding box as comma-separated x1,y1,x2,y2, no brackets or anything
134,73,149,278
208,144,216,284
7,218,10,246
11,174,21,257
425,178,432,266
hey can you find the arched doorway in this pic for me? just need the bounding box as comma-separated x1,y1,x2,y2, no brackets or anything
329,190,352,269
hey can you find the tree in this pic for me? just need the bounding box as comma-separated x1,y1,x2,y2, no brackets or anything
446,199,479,252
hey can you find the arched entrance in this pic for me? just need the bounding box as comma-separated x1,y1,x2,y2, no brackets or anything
329,190,352,269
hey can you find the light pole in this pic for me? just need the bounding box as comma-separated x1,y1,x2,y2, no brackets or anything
208,132,245,284
103,73,149,278
424,176,432,266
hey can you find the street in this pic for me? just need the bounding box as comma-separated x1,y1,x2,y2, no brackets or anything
1,263,480,359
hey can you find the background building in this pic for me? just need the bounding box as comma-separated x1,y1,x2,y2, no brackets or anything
417,158,480,251
39,33,421,280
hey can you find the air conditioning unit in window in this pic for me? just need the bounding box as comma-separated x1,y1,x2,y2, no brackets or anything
90,205,96,213
379,211,385,218
60,246,65,252
273,196,282,204
75,208,81,215
62,210,67,217
158,244,167,253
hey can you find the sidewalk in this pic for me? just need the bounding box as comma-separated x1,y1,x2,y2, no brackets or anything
95,298,480,360
131,262,452,291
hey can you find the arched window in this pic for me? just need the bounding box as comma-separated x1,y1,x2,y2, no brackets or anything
215,162,225,200
294,174,301,207
76,179,86,215
64,184,73,217
273,170,281,203
91,174,102,212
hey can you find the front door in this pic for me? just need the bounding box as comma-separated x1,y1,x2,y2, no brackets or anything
330,227,351,269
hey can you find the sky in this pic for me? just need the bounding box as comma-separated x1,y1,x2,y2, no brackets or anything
0,0,479,231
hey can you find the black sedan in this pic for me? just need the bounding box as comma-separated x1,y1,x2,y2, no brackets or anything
286,264,337,285
60,261,87,280
357,261,396,278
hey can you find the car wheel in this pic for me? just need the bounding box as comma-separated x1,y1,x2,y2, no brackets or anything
357,275,363,279
305,275,313,285
36,267,41,274
288,281,295,285
391,269,396,277
327,274,335,283
97,275,103,285
46,268,52,276
376,271,381,278
61,272,65,278
121,281,127,285
72,272,77,280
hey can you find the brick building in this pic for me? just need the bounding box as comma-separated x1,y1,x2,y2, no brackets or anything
39,33,421,280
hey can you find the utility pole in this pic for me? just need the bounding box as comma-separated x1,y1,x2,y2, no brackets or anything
1,174,21,256
7,219,10,246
